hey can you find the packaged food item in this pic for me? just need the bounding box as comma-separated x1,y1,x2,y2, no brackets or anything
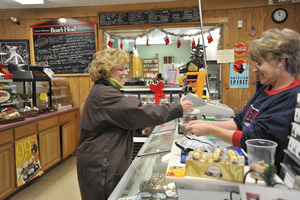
175,135,215,153
152,192,166,199
192,151,201,160
227,149,239,164
138,191,152,200
166,166,185,177
185,150,245,182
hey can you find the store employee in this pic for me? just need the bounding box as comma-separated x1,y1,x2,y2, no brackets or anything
185,28,300,171
77,48,194,200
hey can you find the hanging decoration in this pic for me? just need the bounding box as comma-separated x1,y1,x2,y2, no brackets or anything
207,32,213,44
191,38,196,49
164,34,170,45
120,39,123,50
107,38,114,48
103,23,223,49
177,38,181,48
146,35,149,46
150,81,165,104
134,39,137,50
107,38,115,48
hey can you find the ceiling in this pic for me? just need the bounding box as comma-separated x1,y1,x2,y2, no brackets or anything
0,0,179,9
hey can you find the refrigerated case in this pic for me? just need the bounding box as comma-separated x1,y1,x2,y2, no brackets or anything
110,119,288,200
123,85,182,103
109,120,178,200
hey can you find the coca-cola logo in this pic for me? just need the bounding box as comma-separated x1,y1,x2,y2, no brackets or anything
232,41,248,57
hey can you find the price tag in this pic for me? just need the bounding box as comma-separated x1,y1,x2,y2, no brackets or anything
39,92,47,101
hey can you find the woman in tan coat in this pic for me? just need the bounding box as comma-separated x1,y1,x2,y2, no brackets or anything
77,48,193,200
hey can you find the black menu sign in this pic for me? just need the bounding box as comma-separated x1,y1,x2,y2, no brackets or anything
99,8,200,27
31,17,96,74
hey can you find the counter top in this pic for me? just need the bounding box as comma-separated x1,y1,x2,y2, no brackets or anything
0,107,79,131
165,129,282,192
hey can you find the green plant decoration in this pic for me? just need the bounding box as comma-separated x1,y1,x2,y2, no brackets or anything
263,164,277,187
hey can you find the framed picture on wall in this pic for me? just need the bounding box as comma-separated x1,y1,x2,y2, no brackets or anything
0,40,30,65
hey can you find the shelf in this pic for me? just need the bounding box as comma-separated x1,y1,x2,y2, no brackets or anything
0,79,13,82
143,58,159,78
280,162,300,187
284,149,300,166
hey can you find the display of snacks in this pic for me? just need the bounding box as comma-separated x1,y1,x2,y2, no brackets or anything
185,148,245,182
0,109,25,124
166,166,185,177
139,173,178,199
19,106,39,117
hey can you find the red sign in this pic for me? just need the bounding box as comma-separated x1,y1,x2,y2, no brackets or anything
232,41,248,57
233,59,247,74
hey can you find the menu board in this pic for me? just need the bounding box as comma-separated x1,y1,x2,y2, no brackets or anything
31,18,96,74
99,8,200,27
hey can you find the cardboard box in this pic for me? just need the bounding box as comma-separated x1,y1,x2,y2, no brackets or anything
185,152,245,182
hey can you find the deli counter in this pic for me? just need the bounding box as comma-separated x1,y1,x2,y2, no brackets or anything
109,120,297,200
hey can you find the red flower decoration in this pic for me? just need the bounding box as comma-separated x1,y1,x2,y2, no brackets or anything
150,81,165,104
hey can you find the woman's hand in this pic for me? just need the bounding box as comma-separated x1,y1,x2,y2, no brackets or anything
180,100,194,112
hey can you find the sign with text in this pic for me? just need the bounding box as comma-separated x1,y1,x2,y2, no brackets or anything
15,134,43,187
31,17,96,74
232,40,248,58
230,59,249,88
99,8,200,27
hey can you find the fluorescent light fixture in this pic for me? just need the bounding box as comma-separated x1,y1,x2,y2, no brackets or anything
15,0,44,5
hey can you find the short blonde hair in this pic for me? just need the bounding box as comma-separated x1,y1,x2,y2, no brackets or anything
250,28,300,76
89,48,129,82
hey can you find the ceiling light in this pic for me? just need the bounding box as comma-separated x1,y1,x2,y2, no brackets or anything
15,0,44,5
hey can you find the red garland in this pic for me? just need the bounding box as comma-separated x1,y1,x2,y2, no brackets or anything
150,81,165,104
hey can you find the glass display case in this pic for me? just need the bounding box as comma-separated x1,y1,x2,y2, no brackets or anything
109,124,179,200
123,86,182,103
109,152,178,200
138,130,175,157
152,120,177,133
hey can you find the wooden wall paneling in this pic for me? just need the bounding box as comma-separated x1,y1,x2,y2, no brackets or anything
78,76,91,113
0,20,4,38
295,4,300,32
238,8,255,111
220,21,230,105
214,9,228,18
67,76,80,108
98,29,104,51
221,8,241,112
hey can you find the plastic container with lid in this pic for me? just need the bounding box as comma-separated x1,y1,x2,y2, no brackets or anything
182,109,201,135
183,109,201,124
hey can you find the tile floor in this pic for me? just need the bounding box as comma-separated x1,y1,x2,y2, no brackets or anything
6,155,81,200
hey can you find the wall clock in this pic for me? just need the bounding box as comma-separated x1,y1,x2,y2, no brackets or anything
271,8,288,24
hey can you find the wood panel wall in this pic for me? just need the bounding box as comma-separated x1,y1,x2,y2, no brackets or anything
0,0,299,116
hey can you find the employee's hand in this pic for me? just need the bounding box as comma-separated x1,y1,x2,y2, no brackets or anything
181,100,194,112
185,120,211,136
